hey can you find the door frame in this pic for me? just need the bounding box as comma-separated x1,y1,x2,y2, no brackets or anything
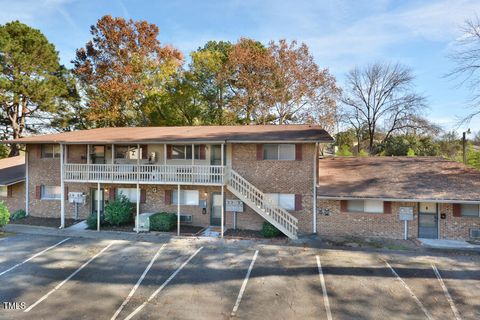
210,192,223,226
90,188,105,216
417,203,439,239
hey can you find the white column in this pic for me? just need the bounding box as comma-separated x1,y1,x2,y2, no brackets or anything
60,144,65,229
136,183,140,234
87,144,91,181
97,182,101,231
25,148,29,216
221,143,225,238
177,184,181,236
111,144,114,164
313,142,318,234
191,143,194,165
164,144,167,164
137,144,140,183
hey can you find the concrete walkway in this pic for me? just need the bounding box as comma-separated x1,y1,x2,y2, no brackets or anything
418,238,480,251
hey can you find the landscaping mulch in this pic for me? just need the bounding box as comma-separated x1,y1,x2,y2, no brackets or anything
320,235,419,251
9,216,77,228
176,225,205,235
98,223,136,232
224,228,286,240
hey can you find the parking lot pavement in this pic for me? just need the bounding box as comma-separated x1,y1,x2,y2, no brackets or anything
1,232,480,320
234,246,326,320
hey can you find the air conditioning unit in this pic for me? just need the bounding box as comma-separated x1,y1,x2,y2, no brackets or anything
135,212,157,232
470,229,480,239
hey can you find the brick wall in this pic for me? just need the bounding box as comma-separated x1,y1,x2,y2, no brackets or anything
231,143,316,233
0,182,25,214
318,200,480,240
317,200,419,239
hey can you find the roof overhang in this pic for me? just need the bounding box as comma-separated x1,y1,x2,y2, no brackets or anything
0,178,25,187
317,195,480,204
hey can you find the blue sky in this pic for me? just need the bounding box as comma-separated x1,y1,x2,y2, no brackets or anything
1,0,480,133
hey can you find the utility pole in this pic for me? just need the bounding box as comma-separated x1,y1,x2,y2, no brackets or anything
462,129,471,165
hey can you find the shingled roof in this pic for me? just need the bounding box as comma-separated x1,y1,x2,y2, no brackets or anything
5,125,333,144
317,157,480,203
0,156,25,186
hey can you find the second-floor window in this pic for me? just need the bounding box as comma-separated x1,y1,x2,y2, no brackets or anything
263,144,295,160
41,144,60,158
41,185,61,200
115,146,141,160
171,145,200,160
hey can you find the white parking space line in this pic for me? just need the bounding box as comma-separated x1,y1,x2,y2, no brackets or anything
110,244,166,320
124,246,203,320
316,255,333,320
383,260,433,320
431,264,462,320
231,250,259,316
0,237,70,277
24,241,115,313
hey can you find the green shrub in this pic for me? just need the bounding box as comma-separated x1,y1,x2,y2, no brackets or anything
407,147,416,157
261,221,282,238
104,194,133,226
336,145,353,156
0,202,10,227
11,209,26,220
150,212,176,231
86,213,107,229
358,149,369,157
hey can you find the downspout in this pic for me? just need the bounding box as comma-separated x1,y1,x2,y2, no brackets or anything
313,142,319,234
25,147,29,216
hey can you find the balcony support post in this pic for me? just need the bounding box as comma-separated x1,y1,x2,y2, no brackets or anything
177,184,180,236
137,144,140,183
136,183,140,234
60,143,65,229
221,143,224,238
111,144,114,182
97,182,101,232
87,144,91,181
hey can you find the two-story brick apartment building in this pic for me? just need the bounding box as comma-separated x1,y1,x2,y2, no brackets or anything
10,125,332,239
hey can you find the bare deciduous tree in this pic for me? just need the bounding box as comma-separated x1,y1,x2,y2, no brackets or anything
341,62,427,153
448,16,480,122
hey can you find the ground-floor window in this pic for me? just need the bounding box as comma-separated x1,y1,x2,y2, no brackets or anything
172,190,199,205
265,193,295,211
347,199,384,213
41,185,61,200
461,204,480,217
117,188,139,203
0,186,7,197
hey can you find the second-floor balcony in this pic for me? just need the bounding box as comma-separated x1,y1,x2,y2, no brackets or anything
64,163,226,186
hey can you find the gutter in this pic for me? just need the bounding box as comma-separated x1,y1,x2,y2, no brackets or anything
316,195,480,204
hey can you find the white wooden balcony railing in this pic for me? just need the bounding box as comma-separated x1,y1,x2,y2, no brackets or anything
64,164,225,185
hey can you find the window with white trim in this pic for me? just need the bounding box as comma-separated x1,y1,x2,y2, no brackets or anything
41,186,61,200
115,146,142,160
171,145,200,160
0,186,7,197
117,188,138,203
347,200,384,213
41,144,60,158
263,144,295,160
172,190,199,205
265,193,295,211
461,204,480,217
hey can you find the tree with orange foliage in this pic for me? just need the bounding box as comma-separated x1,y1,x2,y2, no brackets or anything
72,15,183,127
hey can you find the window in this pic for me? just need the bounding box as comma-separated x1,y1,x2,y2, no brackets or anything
41,144,60,158
0,186,7,197
41,186,61,200
263,144,295,160
171,145,200,160
347,200,384,213
265,193,295,211
117,188,138,203
115,146,142,160
172,190,199,205
461,204,480,217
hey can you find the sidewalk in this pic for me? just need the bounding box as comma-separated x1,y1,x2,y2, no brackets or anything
418,238,480,251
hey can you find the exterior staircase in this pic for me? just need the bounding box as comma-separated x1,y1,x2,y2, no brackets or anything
226,169,298,239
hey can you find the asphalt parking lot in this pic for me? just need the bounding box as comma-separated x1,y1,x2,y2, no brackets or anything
0,233,479,320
